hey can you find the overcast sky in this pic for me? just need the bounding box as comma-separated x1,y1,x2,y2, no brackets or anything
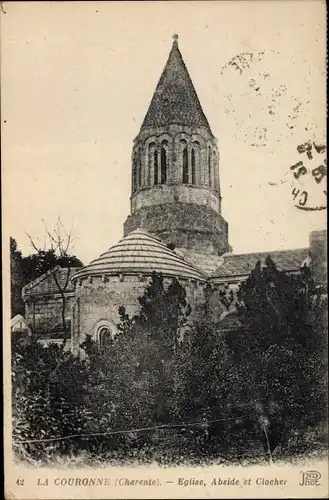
2,1,326,265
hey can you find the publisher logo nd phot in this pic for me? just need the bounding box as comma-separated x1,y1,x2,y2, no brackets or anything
299,470,321,487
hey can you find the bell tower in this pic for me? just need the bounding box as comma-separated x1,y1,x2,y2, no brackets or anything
124,35,230,256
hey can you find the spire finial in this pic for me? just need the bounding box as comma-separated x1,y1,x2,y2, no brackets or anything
172,33,179,43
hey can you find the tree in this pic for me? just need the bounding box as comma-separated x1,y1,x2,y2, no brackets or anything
25,217,83,346
170,319,247,459
76,273,192,458
136,271,191,355
113,273,191,424
12,331,90,461
10,238,25,317
12,260,327,464
232,257,328,454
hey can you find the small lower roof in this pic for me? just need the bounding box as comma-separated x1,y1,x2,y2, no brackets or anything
177,247,309,279
11,314,32,334
211,248,309,278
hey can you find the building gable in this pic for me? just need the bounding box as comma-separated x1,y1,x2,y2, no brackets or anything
22,266,80,298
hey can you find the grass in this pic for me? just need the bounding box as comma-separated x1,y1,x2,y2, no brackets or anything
13,446,328,469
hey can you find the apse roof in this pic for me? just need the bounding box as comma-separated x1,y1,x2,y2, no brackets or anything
71,229,206,282
140,35,212,132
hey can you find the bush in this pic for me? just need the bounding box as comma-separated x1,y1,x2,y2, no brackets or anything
11,267,328,464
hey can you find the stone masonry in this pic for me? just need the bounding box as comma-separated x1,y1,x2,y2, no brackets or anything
123,37,230,256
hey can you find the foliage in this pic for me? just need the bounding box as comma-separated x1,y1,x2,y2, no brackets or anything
231,258,328,452
12,332,90,460
10,237,83,318
12,273,191,460
11,264,328,464
81,273,191,436
170,320,252,458
10,238,25,316
21,249,83,284
136,271,191,352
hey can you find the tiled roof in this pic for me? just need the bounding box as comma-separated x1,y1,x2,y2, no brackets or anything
71,229,206,282
175,249,225,276
22,267,80,297
212,248,309,278
176,248,309,279
140,36,211,132
11,314,31,331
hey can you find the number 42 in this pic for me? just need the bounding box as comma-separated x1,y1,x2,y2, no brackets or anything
16,478,24,486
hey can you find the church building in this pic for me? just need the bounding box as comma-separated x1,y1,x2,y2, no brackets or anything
68,35,326,355
21,35,327,353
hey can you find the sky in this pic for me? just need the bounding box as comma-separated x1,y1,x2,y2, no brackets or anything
2,1,327,265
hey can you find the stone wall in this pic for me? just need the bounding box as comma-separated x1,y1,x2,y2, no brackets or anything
24,293,75,335
310,230,327,286
131,184,221,214
72,273,207,356
124,202,229,255
22,266,80,336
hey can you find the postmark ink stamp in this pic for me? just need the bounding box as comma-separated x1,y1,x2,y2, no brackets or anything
290,140,327,211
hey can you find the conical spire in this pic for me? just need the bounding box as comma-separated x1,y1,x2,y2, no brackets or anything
140,35,212,132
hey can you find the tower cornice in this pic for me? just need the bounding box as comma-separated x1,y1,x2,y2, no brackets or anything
134,123,217,145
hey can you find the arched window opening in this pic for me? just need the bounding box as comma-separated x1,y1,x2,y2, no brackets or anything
154,150,159,185
213,150,219,190
191,149,196,185
132,153,137,192
148,142,156,186
160,140,168,185
182,148,189,184
98,327,112,348
161,148,167,184
138,152,142,188
208,146,212,188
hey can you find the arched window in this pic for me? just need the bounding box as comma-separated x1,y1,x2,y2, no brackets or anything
138,151,142,188
132,153,137,192
154,150,159,185
191,141,200,185
148,142,156,186
182,147,189,184
208,146,212,187
98,327,112,348
160,140,168,184
191,149,196,185
212,150,219,191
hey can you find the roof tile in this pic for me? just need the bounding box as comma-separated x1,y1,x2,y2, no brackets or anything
22,267,80,297
176,248,309,278
71,229,206,282
140,38,211,132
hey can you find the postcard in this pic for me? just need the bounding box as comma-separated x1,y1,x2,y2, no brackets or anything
2,1,327,498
